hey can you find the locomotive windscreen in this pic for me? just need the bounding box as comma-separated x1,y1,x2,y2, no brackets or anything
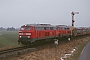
20,26,30,30
25,26,30,30
20,27,24,30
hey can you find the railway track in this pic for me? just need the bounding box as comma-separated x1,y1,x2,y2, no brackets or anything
0,47,27,55
0,46,37,59
0,34,90,59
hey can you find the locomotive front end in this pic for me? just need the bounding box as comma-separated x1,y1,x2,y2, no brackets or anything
18,25,33,45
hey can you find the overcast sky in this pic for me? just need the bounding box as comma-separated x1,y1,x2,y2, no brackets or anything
0,0,90,28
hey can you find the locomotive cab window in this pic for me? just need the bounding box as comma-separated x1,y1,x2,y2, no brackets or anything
25,26,30,30
20,27,24,30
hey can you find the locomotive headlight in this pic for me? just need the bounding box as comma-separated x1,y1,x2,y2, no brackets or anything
28,36,30,38
20,36,22,38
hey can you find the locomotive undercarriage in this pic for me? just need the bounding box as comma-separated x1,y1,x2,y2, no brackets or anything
18,35,71,46
18,36,58,45
18,38,31,45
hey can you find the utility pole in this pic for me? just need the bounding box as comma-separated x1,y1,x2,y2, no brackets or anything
71,11,79,36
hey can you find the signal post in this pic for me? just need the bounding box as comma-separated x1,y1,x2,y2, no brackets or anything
71,11,79,37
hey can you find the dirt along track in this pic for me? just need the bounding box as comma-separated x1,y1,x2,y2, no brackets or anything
4,35,90,60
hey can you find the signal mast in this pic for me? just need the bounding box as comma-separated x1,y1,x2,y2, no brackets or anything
71,12,79,27
71,11,79,36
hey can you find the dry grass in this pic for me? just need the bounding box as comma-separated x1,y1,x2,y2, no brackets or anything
6,36,90,60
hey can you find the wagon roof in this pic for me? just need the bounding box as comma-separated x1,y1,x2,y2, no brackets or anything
75,27,89,29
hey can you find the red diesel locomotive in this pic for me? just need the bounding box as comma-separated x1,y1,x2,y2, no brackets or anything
18,24,90,45
18,24,71,45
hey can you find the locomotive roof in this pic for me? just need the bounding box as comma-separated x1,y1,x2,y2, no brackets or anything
56,25,70,28
22,24,56,27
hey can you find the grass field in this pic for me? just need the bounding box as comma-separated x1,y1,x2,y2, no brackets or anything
0,31,19,48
